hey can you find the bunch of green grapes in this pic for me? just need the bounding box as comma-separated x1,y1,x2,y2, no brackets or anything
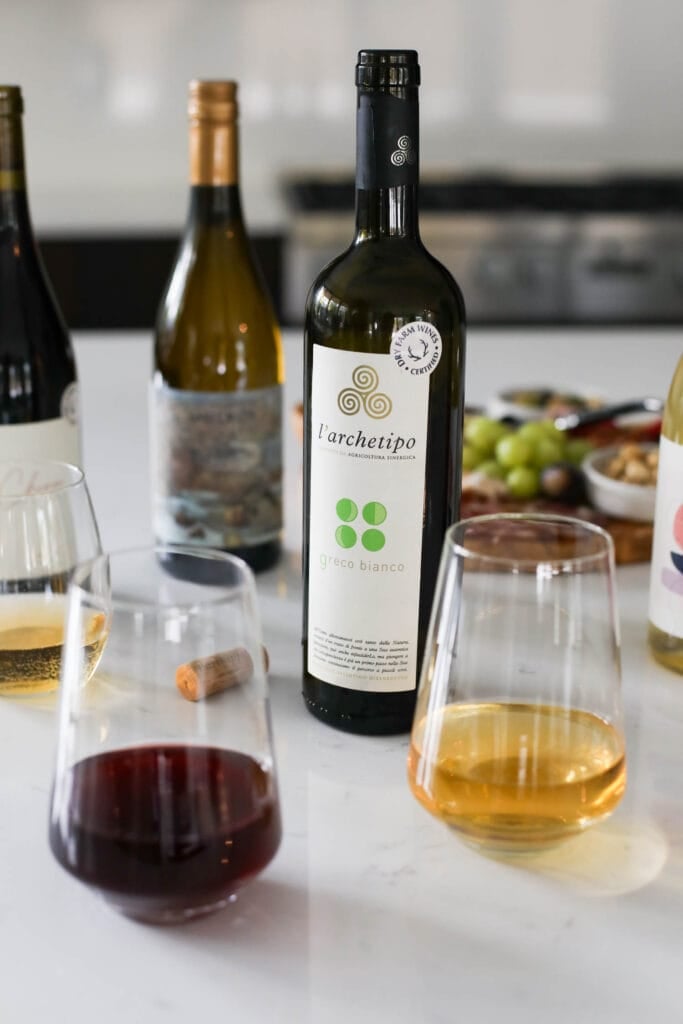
463,416,593,499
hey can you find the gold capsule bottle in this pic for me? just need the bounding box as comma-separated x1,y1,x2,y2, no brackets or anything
153,81,284,576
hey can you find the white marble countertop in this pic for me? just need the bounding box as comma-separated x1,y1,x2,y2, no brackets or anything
3,327,683,1024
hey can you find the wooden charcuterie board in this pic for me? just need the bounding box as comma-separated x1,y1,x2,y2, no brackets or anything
459,495,653,565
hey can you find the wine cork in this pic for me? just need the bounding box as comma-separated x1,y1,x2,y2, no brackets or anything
176,645,269,702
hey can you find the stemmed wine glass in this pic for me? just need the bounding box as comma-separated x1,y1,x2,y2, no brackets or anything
408,514,626,854
48,545,282,924
0,459,103,697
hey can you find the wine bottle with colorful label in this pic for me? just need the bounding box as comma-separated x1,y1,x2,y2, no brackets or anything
648,353,683,672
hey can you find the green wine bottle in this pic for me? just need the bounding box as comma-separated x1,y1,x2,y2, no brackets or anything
302,51,466,734
153,81,284,574
0,86,80,464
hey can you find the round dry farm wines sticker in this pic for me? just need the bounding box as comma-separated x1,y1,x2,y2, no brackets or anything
389,321,442,377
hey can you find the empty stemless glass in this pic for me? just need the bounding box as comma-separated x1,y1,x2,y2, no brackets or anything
48,546,282,924
408,514,626,854
0,460,103,697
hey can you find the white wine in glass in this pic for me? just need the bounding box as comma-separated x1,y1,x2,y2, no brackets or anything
0,460,104,696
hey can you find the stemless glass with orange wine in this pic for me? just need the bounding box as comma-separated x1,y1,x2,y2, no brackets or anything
408,514,626,854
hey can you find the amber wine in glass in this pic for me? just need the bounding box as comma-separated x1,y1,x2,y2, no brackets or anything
408,515,626,852
409,703,625,850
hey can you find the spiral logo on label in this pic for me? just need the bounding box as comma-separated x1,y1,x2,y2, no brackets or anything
365,391,392,418
352,365,378,393
391,134,416,166
338,365,392,419
337,388,363,415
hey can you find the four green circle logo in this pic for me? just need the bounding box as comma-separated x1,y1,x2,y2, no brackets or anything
335,498,387,551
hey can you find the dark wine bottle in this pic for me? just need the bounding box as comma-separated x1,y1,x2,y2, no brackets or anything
0,86,80,463
153,81,284,574
302,51,466,735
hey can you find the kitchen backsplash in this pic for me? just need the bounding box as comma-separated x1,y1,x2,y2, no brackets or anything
2,0,682,232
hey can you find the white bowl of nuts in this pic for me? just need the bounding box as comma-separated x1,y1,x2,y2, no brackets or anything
582,442,658,522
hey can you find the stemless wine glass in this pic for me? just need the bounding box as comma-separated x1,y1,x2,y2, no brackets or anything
408,514,626,854
48,545,282,924
0,459,103,697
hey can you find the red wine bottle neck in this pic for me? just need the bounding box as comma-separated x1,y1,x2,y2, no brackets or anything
0,113,36,241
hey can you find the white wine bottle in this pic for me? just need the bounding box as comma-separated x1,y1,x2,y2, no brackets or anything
648,353,683,672
0,86,80,464
302,51,466,734
153,81,284,575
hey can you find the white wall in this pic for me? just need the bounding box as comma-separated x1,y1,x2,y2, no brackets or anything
2,0,682,233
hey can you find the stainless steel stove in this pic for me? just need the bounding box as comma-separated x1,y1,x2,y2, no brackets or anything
282,175,683,325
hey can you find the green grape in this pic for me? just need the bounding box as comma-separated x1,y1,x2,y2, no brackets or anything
537,420,566,443
478,459,506,480
495,434,534,469
517,421,554,446
533,437,565,469
565,438,593,465
506,465,540,499
464,416,509,457
462,443,482,471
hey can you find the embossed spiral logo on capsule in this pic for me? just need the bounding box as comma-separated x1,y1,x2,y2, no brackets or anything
390,135,416,166
338,365,392,419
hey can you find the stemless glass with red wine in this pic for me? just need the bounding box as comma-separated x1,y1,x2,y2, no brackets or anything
48,546,281,924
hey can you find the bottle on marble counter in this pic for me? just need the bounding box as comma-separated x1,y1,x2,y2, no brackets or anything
648,353,683,672
152,80,284,575
302,51,466,734
0,86,80,464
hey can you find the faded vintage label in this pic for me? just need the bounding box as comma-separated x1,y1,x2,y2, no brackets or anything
152,384,282,549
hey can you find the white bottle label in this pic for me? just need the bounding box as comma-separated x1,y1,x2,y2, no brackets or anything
648,434,683,638
0,400,80,466
151,383,283,549
307,340,434,692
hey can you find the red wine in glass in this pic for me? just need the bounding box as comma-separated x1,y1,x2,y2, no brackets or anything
49,744,281,922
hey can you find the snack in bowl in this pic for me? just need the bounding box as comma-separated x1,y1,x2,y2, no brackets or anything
582,443,658,522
